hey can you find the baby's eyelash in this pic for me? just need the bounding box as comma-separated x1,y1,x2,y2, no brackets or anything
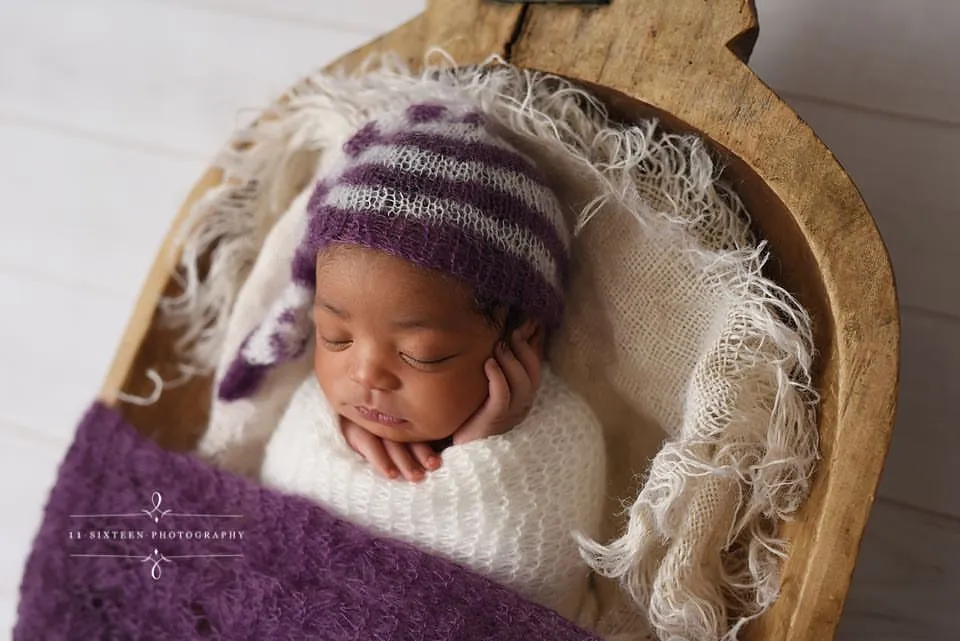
320,336,351,349
317,336,455,366
402,353,455,366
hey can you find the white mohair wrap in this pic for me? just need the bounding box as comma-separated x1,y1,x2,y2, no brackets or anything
147,51,820,641
261,367,607,628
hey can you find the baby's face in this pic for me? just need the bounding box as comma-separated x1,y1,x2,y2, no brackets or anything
312,245,502,443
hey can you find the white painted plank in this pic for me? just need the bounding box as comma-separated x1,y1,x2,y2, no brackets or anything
0,270,131,443
781,97,960,318
836,498,960,640
1,594,14,640
0,122,205,300
0,0,370,156
873,309,960,520
0,424,71,635
151,0,424,36
752,0,960,125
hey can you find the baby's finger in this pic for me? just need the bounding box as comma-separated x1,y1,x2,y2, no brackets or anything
340,420,365,457
452,358,509,445
341,420,375,458
411,441,442,471
487,353,512,414
349,429,399,480
496,339,532,405
384,440,425,482
511,330,542,391
529,324,545,356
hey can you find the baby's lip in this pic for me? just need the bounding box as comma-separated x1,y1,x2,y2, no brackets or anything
355,405,407,427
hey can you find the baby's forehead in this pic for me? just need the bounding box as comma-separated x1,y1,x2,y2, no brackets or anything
314,245,481,323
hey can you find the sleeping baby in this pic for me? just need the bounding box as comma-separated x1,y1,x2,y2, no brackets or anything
213,100,608,627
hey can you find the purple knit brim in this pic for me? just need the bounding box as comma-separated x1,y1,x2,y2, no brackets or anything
13,401,600,641
298,206,565,330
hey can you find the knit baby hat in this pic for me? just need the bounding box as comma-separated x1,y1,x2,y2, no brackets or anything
218,100,572,402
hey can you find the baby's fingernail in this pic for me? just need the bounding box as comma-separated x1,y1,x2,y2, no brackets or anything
387,468,399,479
427,455,440,468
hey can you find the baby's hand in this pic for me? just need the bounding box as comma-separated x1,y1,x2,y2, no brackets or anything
452,325,543,446
340,417,441,482
339,323,543,479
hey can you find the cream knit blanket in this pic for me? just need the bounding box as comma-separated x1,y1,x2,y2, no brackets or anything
260,366,607,627
152,53,820,641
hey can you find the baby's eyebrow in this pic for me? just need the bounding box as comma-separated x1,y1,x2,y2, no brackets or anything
314,299,347,318
315,299,449,332
392,317,444,331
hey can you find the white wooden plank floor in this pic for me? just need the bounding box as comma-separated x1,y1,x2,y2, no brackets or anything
1,1,957,638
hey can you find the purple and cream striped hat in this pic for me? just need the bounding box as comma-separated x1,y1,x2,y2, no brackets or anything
218,100,571,401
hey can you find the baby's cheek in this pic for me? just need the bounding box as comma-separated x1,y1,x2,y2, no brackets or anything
446,372,489,418
313,352,344,404
414,373,487,435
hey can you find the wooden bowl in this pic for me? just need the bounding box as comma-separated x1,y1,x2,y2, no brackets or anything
98,2,900,640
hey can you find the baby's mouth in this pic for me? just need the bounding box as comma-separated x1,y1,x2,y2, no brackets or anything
355,405,407,427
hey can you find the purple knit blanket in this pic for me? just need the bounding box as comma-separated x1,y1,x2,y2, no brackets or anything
14,401,599,640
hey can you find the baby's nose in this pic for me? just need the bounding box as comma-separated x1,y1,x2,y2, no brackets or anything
349,356,399,392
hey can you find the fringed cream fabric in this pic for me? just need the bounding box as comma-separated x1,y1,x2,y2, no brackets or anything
158,51,819,641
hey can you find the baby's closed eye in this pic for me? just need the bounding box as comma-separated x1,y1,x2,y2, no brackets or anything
318,335,352,350
401,352,459,368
